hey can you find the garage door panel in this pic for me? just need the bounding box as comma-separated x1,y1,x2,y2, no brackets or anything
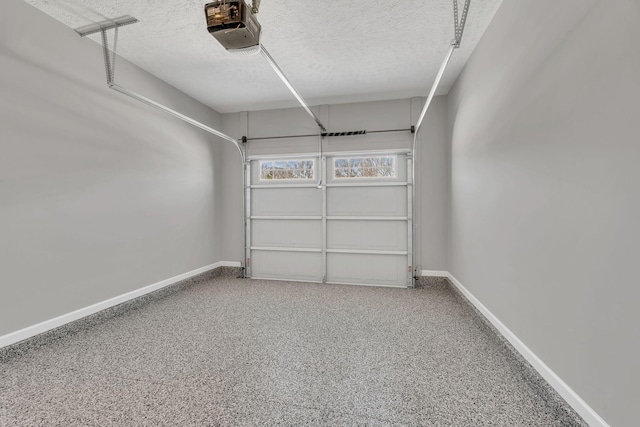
327,187,407,217
327,220,407,251
252,188,321,216
252,251,323,282
249,152,411,287
326,253,407,287
252,220,321,249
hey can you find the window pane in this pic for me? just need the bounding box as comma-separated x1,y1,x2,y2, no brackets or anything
333,156,396,179
381,167,393,177
363,158,375,167
259,159,315,180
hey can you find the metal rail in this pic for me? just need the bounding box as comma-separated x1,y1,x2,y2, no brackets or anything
414,43,456,137
260,45,327,133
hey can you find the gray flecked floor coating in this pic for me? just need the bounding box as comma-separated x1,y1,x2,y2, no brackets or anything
1,270,585,426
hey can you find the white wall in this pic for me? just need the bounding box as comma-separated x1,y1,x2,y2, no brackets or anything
0,0,229,336
220,97,450,272
447,0,640,425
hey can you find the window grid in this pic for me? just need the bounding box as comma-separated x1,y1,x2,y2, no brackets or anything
333,156,396,179
259,159,315,181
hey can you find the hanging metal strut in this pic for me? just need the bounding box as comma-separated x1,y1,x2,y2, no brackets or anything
259,45,327,133
414,0,471,136
76,17,245,163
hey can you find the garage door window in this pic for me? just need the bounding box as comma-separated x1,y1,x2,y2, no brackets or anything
333,155,396,179
260,159,315,181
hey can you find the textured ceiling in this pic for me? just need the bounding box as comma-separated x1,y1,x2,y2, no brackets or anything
23,0,502,113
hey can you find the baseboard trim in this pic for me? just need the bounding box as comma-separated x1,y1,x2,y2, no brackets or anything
0,261,240,350
420,270,449,277
217,261,242,267
446,273,609,427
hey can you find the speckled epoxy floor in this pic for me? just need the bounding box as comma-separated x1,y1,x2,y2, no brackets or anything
1,270,585,426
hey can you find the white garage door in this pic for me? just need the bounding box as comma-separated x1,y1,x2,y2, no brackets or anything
246,151,412,287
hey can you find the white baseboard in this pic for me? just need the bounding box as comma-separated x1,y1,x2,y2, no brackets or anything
217,261,242,267
446,273,609,427
0,261,240,350
420,270,449,277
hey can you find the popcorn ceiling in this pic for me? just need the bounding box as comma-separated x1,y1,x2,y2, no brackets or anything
24,0,502,113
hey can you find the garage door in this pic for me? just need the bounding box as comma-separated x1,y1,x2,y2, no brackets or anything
246,150,412,287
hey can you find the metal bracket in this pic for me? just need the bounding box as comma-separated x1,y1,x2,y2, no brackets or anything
75,15,138,37
251,0,261,14
453,0,471,47
414,0,472,135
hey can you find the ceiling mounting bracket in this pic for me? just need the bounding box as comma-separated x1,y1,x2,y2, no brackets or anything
414,0,472,136
453,0,472,48
74,15,138,37
251,0,261,14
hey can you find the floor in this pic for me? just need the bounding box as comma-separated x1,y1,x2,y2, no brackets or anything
0,269,585,426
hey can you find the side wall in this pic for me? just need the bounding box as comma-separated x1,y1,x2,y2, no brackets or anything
220,97,449,273
0,0,228,336
447,1,640,425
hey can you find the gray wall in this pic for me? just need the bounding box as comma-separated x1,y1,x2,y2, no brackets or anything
447,0,640,425
0,0,228,336
414,97,449,272
220,97,449,272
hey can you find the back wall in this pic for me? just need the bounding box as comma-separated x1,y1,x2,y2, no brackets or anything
220,96,449,274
